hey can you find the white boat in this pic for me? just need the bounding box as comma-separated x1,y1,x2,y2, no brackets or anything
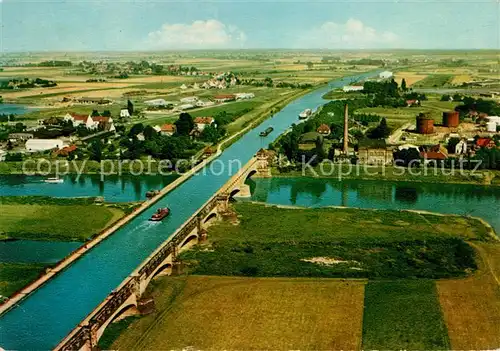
298,109,312,119
44,177,64,184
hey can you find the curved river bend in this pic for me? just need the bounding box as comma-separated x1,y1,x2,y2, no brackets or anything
0,72,377,349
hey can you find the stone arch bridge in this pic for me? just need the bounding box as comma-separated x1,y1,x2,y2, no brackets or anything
55,150,271,351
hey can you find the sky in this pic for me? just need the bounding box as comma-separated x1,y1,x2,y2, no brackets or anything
1,0,499,52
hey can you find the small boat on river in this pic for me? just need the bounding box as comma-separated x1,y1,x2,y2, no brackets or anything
44,177,63,184
259,127,274,137
149,208,170,221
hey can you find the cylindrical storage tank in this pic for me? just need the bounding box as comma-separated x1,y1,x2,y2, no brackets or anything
417,115,434,134
443,111,460,127
486,121,497,132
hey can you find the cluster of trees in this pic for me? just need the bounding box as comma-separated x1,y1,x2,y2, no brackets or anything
362,79,427,108
455,96,500,117
0,114,16,123
77,60,202,77
213,108,254,126
240,77,313,89
0,78,57,89
367,118,391,139
347,59,385,66
38,60,72,67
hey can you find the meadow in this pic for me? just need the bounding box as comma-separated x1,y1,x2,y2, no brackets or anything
0,263,46,297
0,196,126,241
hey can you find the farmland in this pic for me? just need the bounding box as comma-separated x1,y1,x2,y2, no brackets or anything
0,263,46,298
103,276,366,350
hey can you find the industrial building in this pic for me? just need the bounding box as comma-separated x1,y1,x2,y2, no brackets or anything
442,111,460,128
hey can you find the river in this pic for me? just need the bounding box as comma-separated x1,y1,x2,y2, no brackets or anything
0,174,178,202
0,72,378,349
249,177,500,235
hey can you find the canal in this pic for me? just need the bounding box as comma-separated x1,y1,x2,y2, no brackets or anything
0,72,378,349
249,177,500,235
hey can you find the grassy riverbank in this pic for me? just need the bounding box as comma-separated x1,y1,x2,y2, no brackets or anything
0,263,46,298
0,196,132,241
272,165,500,186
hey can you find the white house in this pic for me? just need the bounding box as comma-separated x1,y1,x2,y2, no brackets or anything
455,139,468,155
342,85,364,92
63,113,97,129
120,109,130,118
144,99,173,107
0,149,6,162
92,116,116,132
180,96,198,104
26,139,64,152
193,117,215,131
177,104,195,111
180,84,188,90
235,92,255,100
379,71,393,79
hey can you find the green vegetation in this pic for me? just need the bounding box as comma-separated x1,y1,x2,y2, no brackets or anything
98,316,140,350
413,74,453,88
0,196,127,241
0,263,46,297
181,203,487,279
362,280,450,349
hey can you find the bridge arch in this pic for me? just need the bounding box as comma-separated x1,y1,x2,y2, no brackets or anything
95,298,137,341
203,212,218,225
151,263,173,280
179,234,199,251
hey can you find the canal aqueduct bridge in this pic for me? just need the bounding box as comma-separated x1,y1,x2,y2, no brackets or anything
54,150,271,350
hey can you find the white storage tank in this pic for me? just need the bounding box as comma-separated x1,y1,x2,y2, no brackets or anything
486,121,497,132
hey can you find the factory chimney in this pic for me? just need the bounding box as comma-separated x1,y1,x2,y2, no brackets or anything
343,103,349,153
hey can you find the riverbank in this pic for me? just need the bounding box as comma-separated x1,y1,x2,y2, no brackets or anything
271,165,500,186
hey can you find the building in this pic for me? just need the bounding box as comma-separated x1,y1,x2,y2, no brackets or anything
120,109,131,118
235,93,255,100
214,94,236,103
92,116,116,132
160,124,176,136
455,139,468,155
193,117,215,131
56,145,78,157
358,139,393,165
342,85,364,92
195,100,215,108
76,97,111,105
442,111,460,128
144,99,173,107
177,104,195,111
379,71,393,79
26,139,64,152
8,133,34,142
406,99,419,107
180,84,188,90
0,149,6,162
420,144,448,163
180,96,198,104
476,138,496,149
64,113,96,129
316,124,331,136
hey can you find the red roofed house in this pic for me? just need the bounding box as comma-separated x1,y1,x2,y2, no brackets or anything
317,124,331,136
160,123,176,136
56,145,78,157
91,116,115,132
214,94,236,103
64,113,95,128
476,138,496,149
406,99,419,107
194,117,216,131
420,144,448,163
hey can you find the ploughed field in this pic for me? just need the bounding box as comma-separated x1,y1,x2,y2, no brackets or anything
103,203,500,350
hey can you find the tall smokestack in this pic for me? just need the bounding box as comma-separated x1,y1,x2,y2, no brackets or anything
343,103,349,154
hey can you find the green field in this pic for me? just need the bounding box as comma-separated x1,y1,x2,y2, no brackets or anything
0,197,126,241
181,203,486,279
412,74,454,88
104,276,366,350
0,263,46,297
362,280,450,349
